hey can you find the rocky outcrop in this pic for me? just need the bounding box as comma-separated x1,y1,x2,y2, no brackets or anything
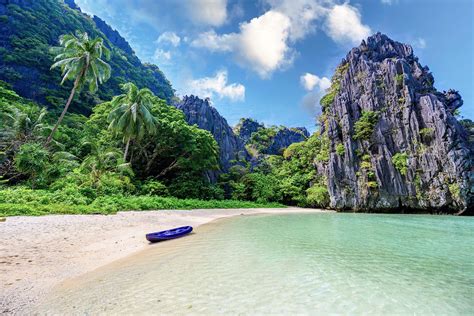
92,15,135,57
234,118,264,143
267,127,309,155
235,118,309,156
175,96,249,180
318,33,473,214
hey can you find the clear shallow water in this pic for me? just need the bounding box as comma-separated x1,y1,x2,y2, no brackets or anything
36,213,473,314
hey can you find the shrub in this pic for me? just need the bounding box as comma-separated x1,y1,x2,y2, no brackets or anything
392,152,408,176
14,142,49,187
419,127,434,142
139,180,169,196
448,183,460,200
336,143,345,156
395,73,404,86
306,185,329,207
353,111,379,140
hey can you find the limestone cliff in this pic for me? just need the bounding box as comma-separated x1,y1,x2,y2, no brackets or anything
318,33,472,214
235,118,309,156
175,96,249,180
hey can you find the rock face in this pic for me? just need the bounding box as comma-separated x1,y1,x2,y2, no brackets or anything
319,33,473,214
267,127,309,155
92,16,135,57
234,118,264,143
235,118,309,155
175,96,249,180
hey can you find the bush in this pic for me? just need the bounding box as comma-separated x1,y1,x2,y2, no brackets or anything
306,185,329,207
336,143,345,156
14,143,49,187
392,152,408,176
353,111,379,140
139,180,169,196
395,73,404,86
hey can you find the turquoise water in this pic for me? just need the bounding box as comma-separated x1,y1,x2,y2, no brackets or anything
36,213,473,314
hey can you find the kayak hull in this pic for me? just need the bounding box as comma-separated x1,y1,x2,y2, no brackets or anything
146,226,193,242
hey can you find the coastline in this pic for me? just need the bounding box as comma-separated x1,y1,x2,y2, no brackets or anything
0,207,329,314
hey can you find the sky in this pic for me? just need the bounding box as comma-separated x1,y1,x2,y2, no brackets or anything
75,0,473,131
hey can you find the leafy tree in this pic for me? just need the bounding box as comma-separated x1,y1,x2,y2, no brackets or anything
107,82,157,161
46,32,111,145
80,141,132,185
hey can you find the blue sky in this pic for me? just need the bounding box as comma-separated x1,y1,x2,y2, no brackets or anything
75,0,473,131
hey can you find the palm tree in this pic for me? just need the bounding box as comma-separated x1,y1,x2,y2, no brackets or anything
107,82,158,161
80,141,132,185
46,31,111,145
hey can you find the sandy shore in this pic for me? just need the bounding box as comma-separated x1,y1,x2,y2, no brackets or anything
0,207,328,314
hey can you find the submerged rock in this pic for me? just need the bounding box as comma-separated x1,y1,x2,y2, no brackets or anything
318,32,473,214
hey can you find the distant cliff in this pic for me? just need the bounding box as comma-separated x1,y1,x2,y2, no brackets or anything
0,0,174,114
318,33,473,214
235,118,309,156
175,96,249,180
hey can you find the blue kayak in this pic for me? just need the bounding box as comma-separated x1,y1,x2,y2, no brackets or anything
146,226,193,242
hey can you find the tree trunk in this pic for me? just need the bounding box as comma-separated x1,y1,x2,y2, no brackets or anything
123,137,131,161
45,76,80,146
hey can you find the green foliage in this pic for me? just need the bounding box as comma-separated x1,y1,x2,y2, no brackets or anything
336,143,345,156
0,187,284,217
320,90,337,110
353,111,379,140
226,133,330,207
108,82,158,160
0,0,174,114
139,180,169,196
306,185,329,207
14,143,49,186
448,183,460,200
392,152,408,176
315,135,330,162
395,73,404,86
247,126,278,153
50,31,111,92
319,63,348,112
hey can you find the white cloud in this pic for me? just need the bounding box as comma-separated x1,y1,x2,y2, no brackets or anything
302,90,325,115
192,1,372,77
156,32,181,47
413,37,427,49
192,10,292,78
380,0,397,4
326,3,371,44
191,30,234,52
186,0,227,26
154,49,171,62
187,70,245,102
237,11,292,77
300,72,330,114
300,73,331,91
266,0,327,41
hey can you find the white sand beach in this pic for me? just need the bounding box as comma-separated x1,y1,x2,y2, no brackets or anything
0,207,327,314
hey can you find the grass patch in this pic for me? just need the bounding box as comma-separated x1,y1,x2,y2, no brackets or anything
0,187,285,217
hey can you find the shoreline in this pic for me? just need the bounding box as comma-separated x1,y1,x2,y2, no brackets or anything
0,207,329,314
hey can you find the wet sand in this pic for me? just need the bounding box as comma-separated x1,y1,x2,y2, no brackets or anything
0,207,328,314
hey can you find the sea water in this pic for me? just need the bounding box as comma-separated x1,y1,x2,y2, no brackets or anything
35,213,474,314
